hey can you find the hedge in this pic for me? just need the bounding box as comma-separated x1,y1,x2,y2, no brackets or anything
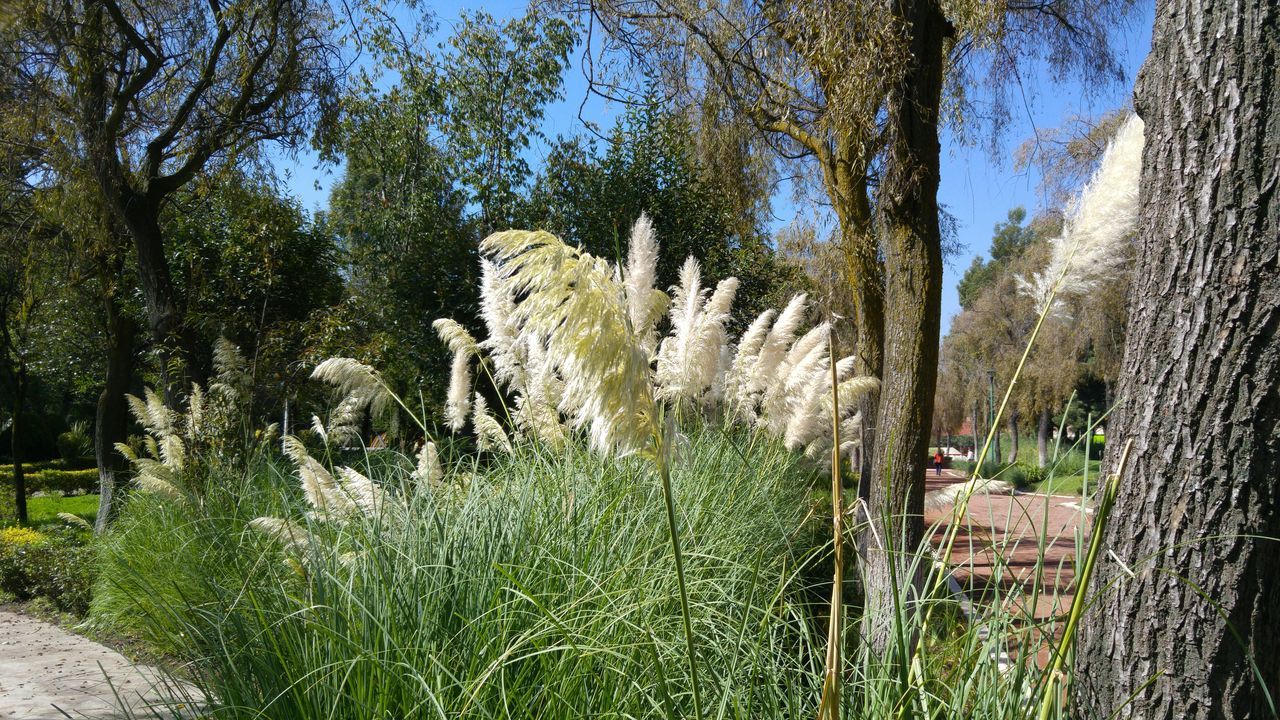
0,468,99,495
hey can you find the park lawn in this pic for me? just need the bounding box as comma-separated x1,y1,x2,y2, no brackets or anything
1034,475,1087,495
25,494,99,528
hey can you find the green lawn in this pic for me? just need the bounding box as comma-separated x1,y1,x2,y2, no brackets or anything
24,494,99,528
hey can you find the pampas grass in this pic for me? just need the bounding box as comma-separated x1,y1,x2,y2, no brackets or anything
655,256,740,404
624,213,668,356
1021,114,1144,315
483,229,658,457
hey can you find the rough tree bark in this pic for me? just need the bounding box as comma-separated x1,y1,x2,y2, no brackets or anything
862,0,948,653
93,294,136,534
1073,0,1279,714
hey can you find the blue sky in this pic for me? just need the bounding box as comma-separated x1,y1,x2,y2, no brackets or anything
273,0,1154,334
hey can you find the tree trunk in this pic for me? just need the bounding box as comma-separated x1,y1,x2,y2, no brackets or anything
121,196,194,406
1073,0,1280,714
833,180,884,502
972,399,981,457
11,364,26,526
861,0,948,654
1005,409,1019,465
1036,408,1051,469
94,297,137,534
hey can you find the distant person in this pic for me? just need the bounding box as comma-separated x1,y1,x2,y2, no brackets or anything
933,450,944,476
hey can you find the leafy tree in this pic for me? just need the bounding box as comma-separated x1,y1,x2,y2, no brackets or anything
164,173,344,420
956,207,1038,309
6,0,342,405
524,102,808,334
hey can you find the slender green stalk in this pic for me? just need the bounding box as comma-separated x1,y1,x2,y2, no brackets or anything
657,422,704,720
817,336,843,720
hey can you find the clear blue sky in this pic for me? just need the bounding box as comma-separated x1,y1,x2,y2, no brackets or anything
273,0,1154,335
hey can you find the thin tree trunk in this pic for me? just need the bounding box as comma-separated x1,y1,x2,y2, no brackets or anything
1005,410,1019,465
1073,0,1280,713
93,295,137,534
972,399,981,457
1036,408,1050,469
11,364,26,526
862,0,948,654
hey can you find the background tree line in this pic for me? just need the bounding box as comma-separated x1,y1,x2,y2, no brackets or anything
0,1,808,526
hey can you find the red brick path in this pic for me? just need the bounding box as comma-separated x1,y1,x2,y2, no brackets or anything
924,470,1091,667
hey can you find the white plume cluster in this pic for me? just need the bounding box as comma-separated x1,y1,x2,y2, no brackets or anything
624,213,668,357
655,257,740,404
471,394,513,454
1021,114,1145,315
119,338,275,502
411,215,875,466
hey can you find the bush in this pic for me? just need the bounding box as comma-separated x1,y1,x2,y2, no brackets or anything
56,421,92,462
0,467,99,495
0,524,96,614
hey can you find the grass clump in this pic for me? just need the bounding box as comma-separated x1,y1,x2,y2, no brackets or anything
93,429,832,718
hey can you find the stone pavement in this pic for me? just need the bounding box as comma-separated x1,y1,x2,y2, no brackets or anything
0,610,199,719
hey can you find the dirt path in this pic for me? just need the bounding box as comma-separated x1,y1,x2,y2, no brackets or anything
0,610,198,719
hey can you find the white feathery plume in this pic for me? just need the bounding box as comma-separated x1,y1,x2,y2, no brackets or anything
249,517,314,553
127,388,177,440
924,478,1015,512
479,259,522,386
761,321,829,433
471,394,513,454
514,338,567,447
212,337,247,384
283,435,355,518
656,257,705,399
624,213,667,356
414,441,443,485
325,395,365,446
335,466,387,515
751,294,808,395
482,230,658,457
58,512,92,530
1021,114,1145,315
724,308,776,418
656,257,739,403
433,318,480,356
312,358,392,418
445,350,472,432
310,414,328,443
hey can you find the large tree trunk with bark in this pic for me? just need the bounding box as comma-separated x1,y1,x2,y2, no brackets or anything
120,194,195,406
861,0,948,654
1073,0,1279,714
832,171,883,500
94,296,136,534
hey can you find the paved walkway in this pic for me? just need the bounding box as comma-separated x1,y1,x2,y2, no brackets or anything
924,469,1091,667
0,610,198,719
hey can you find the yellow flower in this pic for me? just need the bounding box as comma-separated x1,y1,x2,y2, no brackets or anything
0,527,47,547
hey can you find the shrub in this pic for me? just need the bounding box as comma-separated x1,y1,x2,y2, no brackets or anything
56,421,92,462
0,467,99,495
0,524,95,614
